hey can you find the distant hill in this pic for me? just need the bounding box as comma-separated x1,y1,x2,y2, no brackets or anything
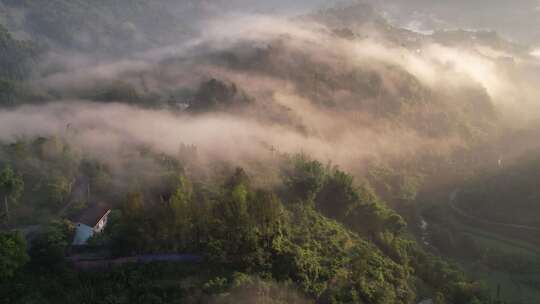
0,0,197,53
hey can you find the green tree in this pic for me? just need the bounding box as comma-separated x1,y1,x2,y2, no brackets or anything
165,175,194,250
110,192,146,255
210,168,281,270
316,169,359,219
212,179,252,262
284,155,326,204
344,181,406,237
94,80,142,104
189,185,212,249
0,232,28,280
0,25,39,81
249,190,284,239
123,192,144,221
30,220,74,266
46,174,72,208
0,78,18,106
189,79,253,113
0,166,24,223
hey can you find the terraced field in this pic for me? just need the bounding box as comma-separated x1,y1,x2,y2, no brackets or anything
425,193,540,303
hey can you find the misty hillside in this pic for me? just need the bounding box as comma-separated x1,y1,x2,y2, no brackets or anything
366,0,540,46
1,1,540,304
0,0,202,52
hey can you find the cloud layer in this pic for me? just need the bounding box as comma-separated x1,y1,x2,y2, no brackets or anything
2,9,540,180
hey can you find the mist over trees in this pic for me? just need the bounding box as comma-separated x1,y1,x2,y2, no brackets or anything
0,1,539,303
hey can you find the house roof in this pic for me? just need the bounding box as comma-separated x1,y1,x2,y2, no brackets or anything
75,202,111,227
72,223,95,246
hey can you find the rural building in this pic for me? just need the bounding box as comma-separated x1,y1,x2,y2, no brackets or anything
72,204,111,246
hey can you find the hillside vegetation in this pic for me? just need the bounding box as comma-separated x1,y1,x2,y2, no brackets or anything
1,1,539,304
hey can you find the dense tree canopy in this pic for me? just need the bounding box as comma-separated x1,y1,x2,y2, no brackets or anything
0,232,28,280
0,1,526,303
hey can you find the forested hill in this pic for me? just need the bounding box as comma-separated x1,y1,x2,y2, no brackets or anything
0,0,199,53
0,1,538,304
0,25,38,79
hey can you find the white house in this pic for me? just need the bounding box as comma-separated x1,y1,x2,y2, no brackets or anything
72,204,111,246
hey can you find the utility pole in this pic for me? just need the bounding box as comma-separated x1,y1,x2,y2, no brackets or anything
270,145,277,157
